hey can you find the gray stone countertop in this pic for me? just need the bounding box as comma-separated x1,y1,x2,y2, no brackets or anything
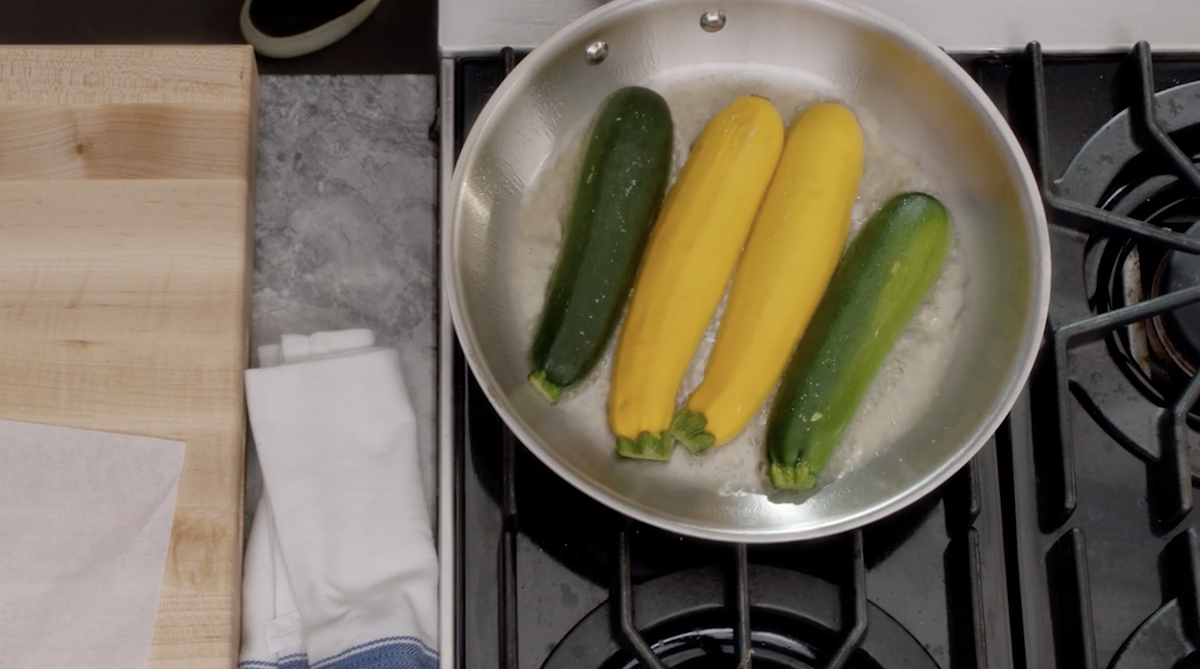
244,74,439,532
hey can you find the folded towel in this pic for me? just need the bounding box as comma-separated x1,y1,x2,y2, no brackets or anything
240,329,438,669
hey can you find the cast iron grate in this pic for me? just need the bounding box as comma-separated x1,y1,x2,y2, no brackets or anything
989,41,1200,668
1026,42,1200,532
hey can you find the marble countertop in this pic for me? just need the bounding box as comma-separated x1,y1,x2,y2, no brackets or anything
244,74,439,532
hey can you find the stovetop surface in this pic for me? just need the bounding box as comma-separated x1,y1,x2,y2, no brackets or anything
437,0,1200,55
445,44,1200,669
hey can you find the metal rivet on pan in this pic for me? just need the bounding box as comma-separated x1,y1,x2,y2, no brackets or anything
700,10,726,32
584,41,609,65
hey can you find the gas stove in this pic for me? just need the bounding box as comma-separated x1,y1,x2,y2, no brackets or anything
435,34,1200,669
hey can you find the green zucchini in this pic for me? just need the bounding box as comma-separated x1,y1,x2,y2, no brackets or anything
529,86,674,402
765,192,952,490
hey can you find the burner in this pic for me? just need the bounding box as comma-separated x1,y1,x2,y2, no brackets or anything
605,628,840,669
1092,123,1200,398
1158,218,1200,374
541,565,937,669
1048,78,1200,477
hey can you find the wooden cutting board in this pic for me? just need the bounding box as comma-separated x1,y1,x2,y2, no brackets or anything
0,46,257,667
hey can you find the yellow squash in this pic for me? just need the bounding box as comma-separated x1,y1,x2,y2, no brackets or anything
608,95,784,460
673,101,865,451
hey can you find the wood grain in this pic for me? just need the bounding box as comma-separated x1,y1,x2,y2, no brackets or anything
0,105,252,179
0,46,257,668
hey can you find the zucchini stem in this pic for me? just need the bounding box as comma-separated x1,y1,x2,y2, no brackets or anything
670,409,717,454
768,462,818,491
615,431,674,461
528,370,562,404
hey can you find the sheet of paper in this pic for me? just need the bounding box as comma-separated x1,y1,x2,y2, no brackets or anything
0,419,186,669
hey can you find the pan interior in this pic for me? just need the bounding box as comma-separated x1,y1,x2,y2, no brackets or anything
449,0,1043,540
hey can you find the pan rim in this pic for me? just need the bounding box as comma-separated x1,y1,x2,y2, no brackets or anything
443,0,1051,543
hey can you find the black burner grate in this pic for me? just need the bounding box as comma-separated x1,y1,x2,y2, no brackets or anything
971,42,1200,668
1025,41,1200,531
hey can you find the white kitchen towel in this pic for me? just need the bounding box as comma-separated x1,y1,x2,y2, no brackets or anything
0,419,186,669
240,329,438,669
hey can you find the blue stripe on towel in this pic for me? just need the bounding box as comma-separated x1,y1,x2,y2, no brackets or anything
315,637,438,669
239,638,437,669
239,653,312,669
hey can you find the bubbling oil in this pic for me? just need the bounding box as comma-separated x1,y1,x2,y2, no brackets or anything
508,65,967,496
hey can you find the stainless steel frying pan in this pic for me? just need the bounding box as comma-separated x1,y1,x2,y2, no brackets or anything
444,0,1050,542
